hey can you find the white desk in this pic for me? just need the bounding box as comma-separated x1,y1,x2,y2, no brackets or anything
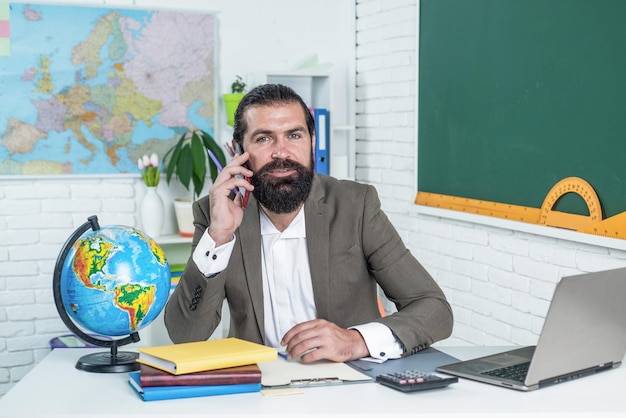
1,347,624,417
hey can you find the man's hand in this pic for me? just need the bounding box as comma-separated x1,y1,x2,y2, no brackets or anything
281,319,370,363
207,152,254,246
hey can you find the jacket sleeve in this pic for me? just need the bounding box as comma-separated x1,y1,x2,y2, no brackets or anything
361,185,454,355
164,197,227,343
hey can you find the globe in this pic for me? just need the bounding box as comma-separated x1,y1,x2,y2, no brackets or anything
53,215,171,373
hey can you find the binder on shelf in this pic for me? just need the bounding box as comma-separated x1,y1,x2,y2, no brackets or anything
313,108,330,175
169,263,185,289
169,263,186,273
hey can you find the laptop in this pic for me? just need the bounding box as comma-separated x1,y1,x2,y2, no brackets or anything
437,267,626,391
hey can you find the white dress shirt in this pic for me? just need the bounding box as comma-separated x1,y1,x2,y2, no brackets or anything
192,208,402,362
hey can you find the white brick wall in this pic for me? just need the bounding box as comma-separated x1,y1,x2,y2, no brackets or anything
355,0,626,349
0,176,142,396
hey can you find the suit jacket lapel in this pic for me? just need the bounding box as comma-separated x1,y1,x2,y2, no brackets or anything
237,196,265,342
305,177,331,320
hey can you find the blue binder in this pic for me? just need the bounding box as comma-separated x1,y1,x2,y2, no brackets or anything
313,108,330,175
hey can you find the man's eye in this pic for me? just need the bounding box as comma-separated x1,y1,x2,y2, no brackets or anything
256,136,269,143
289,133,301,139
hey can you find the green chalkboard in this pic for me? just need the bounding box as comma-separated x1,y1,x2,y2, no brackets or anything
418,0,626,219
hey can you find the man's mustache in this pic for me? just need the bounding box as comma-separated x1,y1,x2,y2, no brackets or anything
255,159,307,175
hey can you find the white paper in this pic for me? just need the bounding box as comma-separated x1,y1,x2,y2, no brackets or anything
259,357,372,387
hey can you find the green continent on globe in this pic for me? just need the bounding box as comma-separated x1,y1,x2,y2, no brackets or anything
145,234,167,265
114,283,156,331
73,236,115,289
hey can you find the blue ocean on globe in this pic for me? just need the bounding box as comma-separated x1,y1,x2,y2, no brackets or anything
60,225,170,337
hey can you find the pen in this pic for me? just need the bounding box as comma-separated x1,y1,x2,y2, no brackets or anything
290,377,342,385
207,149,225,172
224,142,236,157
207,149,249,208
207,149,237,194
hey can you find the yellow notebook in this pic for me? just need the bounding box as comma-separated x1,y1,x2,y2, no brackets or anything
137,338,278,375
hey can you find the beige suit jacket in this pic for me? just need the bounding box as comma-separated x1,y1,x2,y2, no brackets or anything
164,175,453,356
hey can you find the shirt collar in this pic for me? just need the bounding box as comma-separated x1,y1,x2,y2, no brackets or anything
259,206,306,238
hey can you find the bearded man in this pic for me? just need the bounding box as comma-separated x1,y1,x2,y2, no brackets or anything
164,84,453,363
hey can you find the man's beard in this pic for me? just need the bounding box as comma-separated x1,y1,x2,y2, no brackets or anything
250,157,314,214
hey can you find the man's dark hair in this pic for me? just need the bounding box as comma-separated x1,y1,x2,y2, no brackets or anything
232,84,315,149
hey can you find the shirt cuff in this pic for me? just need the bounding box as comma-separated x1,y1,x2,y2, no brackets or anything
192,229,236,277
351,322,403,363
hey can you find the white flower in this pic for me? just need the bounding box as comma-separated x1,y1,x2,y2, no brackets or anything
139,154,160,187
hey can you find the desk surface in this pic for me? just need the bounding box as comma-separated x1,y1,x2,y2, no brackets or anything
1,346,624,417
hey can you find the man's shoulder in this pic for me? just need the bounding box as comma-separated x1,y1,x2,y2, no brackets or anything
315,173,368,189
191,195,210,218
192,194,210,209
313,174,376,201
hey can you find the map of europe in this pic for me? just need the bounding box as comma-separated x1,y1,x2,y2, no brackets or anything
0,4,216,175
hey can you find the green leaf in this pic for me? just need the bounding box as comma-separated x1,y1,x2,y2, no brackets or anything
201,131,227,182
191,171,204,199
208,161,219,184
177,145,193,190
164,134,184,184
163,129,229,198
191,132,207,193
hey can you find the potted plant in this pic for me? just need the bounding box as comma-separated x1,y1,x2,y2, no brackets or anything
223,75,247,126
163,129,227,236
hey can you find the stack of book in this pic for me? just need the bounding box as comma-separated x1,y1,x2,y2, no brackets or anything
168,263,185,290
128,338,278,401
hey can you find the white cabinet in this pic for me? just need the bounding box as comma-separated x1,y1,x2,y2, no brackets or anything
248,71,356,180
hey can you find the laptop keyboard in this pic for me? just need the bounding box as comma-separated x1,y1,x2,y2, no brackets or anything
481,362,530,382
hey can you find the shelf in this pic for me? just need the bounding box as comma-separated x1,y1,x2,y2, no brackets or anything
333,125,355,131
248,71,355,180
155,234,192,245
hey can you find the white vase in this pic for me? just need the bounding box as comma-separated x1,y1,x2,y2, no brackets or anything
140,187,165,238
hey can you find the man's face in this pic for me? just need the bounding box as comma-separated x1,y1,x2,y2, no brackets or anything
242,102,315,214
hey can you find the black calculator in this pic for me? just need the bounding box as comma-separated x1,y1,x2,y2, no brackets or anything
376,370,458,393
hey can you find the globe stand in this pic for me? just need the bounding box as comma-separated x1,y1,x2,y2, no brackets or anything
75,334,141,373
53,215,143,373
